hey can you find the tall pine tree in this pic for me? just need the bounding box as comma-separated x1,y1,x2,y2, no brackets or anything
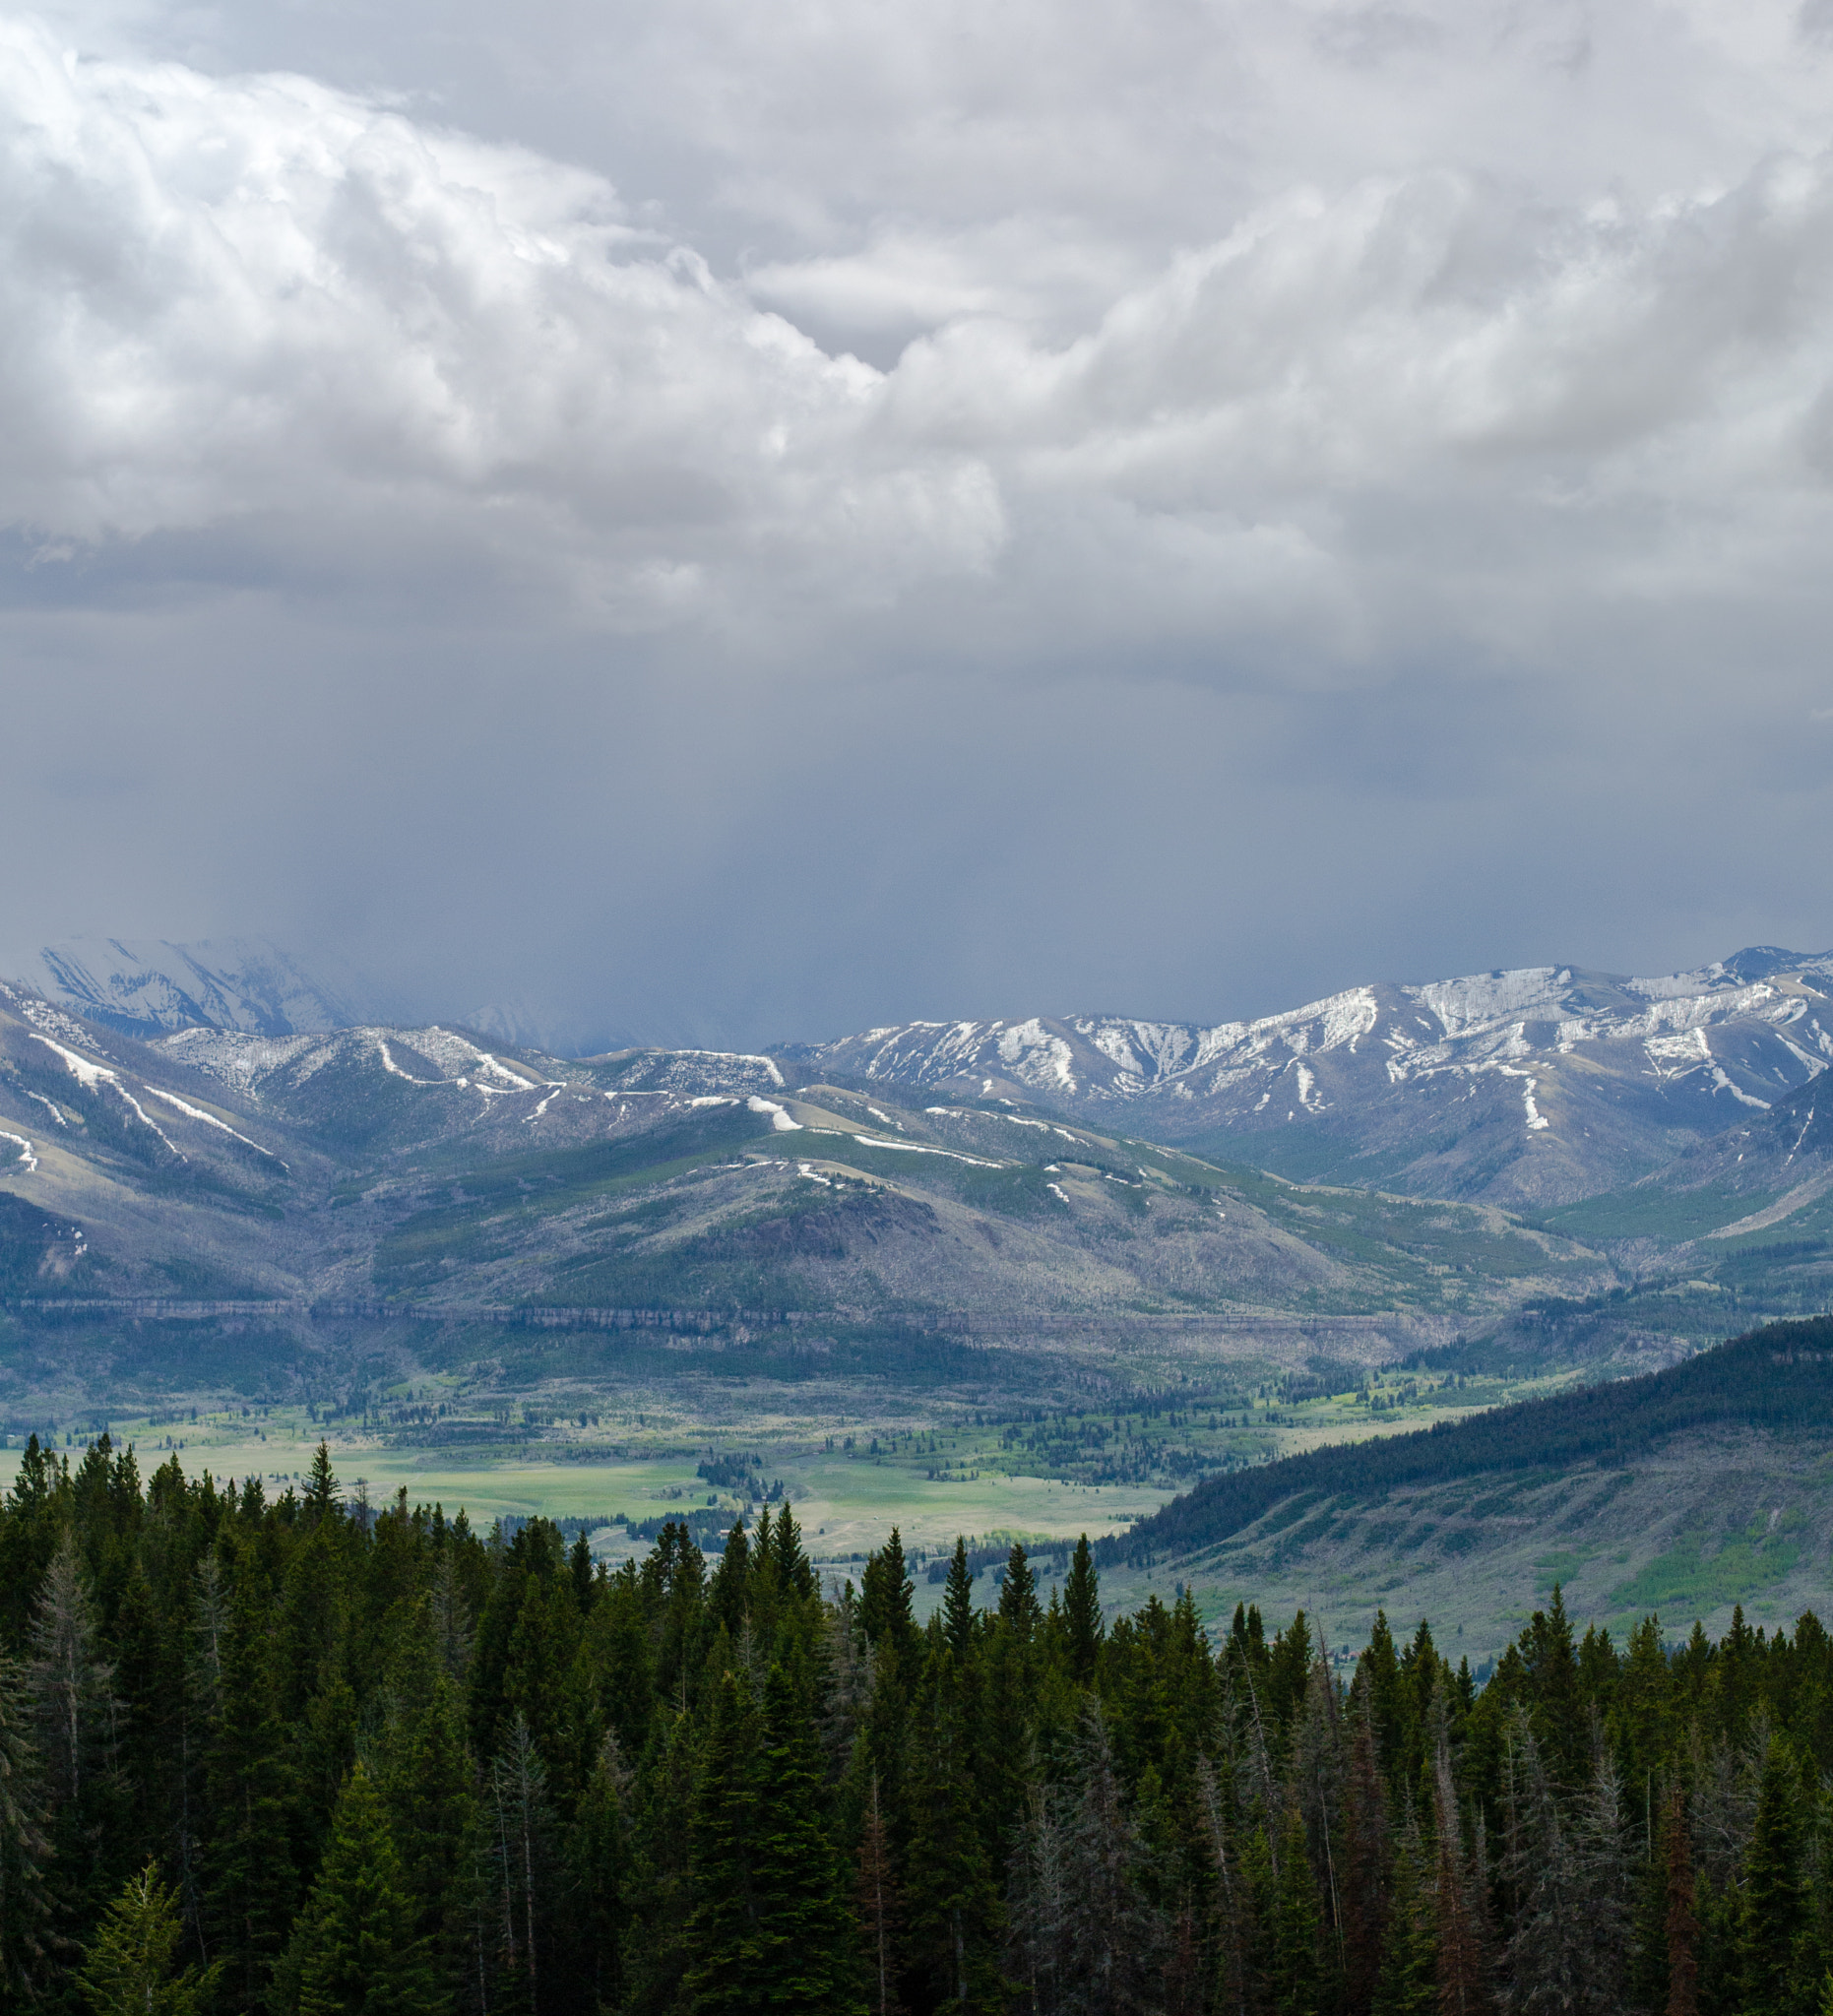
278,1762,443,2016
748,1661,862,2013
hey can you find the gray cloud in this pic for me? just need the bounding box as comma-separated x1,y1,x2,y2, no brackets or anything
1,1,1831,1047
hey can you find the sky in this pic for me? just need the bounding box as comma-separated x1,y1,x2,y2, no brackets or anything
3,0,1833,1048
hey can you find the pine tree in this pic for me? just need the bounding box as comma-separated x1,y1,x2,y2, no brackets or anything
942,1541,976,1661
1063,1536,1103,1686
1740,1735,1806,2016
748,1662,863,2013
685,1667,765,2013
0,1654,51,2003
77,1860,221,2016
280,1763,443,2016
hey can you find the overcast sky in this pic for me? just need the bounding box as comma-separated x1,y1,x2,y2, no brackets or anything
3,0,1832,1047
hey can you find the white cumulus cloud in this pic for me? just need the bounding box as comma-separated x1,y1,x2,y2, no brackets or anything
3,0,1833,1043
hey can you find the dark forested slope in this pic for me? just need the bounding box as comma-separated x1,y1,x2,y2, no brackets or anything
1111,1314,1833,1566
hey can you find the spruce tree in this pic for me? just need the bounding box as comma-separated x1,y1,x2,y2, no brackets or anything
748,1662,863,2013
1270,1801,1322,2016
996,1544,1039,1641
708,1520,751,1640
772,1505,817,1603
1063,1536,1103,1686
1059,1696,1167,2013
0,1654,51,2003
1664,1789,1698,2016
28,1527,120,1846
377,1636,479,2005
685,1667,765,2014
490,1713,555,2013
857,1771,902,2016
303,1445,341,1528
860,1530,916,1658
1429,1727,1485,2016
202,1548,295,2008
942,1541,976,1661
902,1651,1003,2011
1740,1735,1807,2016
567,1732,632,2016
1340,1699,1389,2016
77,1860,221,2016
280,1762,442,2016
1370,1820,1436,2016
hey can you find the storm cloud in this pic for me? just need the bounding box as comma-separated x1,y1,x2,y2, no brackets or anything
3,0,1832,1046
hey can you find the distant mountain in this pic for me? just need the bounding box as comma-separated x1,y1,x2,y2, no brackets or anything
14,935,1833,1214
2,961,1829,1434
0,981,1604,1409
7,936,363,1040
793,949,1833,1208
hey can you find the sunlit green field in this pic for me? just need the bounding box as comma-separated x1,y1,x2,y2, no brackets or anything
0,1408,1170,1571
0,1358,1568,1583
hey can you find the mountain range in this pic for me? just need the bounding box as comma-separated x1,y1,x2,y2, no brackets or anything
1,935,1830,1424
0,980,1589,1417
17,932,1832,1208
797,947,1833,1209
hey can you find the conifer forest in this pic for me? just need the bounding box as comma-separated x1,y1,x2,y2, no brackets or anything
3,1433,1831,2016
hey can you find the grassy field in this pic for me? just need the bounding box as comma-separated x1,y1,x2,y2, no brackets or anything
13,1368,1818,1652
0,1356,1581,1620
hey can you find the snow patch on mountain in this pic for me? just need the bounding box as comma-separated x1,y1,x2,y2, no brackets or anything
139,1086,287,1163
29,1034,184,1157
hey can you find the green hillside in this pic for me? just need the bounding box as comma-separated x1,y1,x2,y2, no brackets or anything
1115,1314,1833,1562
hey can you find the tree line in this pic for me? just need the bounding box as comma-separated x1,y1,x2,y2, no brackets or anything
1,1428,1830,2014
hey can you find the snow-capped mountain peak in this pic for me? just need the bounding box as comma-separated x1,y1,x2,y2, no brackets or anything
799,950,1833,1206
8,936,361,1040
